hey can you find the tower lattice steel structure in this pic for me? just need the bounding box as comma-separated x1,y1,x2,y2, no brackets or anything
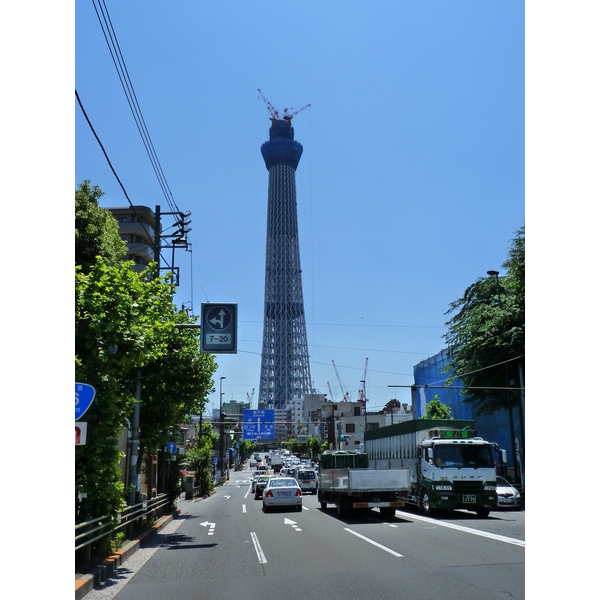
258,118,312,410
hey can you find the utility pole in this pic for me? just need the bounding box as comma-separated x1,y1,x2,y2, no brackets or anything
487,270,519,482
219,377,226,483
128,371,142,508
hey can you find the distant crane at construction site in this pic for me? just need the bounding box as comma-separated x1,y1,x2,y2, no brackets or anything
358,358,369,404
258,88,310,123
327,381,334,402
332,360,350,402
246,388,255,407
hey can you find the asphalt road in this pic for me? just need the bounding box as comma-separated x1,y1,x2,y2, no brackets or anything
85,468,525,600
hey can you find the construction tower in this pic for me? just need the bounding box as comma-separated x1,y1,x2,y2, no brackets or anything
258,117,312,410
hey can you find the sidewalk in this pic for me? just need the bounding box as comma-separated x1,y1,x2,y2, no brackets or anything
75,508,180,600
74,464,250,599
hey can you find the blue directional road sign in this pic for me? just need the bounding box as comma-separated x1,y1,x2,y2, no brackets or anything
200,303,237,354
75,383,96,421
166,442,177,455
243,409,275,440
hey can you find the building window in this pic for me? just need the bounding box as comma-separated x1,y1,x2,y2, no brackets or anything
345,423,355,433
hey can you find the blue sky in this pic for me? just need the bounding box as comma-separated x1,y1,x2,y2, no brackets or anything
75,1,525,414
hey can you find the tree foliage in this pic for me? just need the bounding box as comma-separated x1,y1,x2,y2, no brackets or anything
75,180,128,273
420,395,452,419
75,182,217,521
443,226,525,416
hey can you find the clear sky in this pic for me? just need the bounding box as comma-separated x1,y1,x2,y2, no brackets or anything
75,1,525,415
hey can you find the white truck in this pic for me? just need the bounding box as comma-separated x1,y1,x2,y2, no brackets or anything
364,419,506,518
317,450,411,518
269,450,283,473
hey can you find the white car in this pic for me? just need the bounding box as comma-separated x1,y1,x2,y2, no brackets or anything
496,476,522,509
262,477,302,512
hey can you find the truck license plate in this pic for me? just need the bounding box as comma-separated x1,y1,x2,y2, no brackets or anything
463,495,476,503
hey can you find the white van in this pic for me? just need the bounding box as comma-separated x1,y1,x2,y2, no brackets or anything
294,468,318,494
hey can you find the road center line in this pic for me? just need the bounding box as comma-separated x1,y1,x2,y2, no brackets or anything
344,528,403,557
400,512,525,547
250,532,267,564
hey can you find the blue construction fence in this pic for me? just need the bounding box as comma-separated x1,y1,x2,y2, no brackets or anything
412,349,524,484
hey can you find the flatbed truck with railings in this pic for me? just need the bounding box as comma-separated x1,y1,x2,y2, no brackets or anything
364,419,507,518
317,450,411,518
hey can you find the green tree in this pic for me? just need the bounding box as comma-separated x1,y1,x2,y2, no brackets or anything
420,395,452,419
306,437,321,461
443,226,525,416
75,180,128,272
75,183,218,521
185,422,219,496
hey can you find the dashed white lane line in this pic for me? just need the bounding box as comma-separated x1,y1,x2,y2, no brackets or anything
344,528,403,557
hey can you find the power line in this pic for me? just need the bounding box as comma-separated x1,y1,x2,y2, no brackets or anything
92,0,179,215
75,89,170,268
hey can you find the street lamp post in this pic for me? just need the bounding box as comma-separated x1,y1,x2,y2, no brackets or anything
219,376,226,483
487,270,519,482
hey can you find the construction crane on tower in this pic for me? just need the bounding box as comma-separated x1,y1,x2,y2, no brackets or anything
327,381,334,402
332,360,350,402
258,88,311,123
246,388,255,407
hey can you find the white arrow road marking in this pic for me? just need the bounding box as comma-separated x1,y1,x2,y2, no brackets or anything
382,522,398,528
284,517,302,532
242,504,247,513
223,495,231,499
344,528,403,557
250,532,267,564
200,521,216,535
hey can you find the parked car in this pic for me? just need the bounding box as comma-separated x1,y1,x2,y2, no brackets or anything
251,472,260,493
496,476,522,509
295,468,318,494
254,475,272,499
262,477,302,512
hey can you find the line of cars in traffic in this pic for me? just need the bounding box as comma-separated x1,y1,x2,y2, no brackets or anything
250,457,319,512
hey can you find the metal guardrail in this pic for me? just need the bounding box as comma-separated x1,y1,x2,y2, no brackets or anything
75,494,172,555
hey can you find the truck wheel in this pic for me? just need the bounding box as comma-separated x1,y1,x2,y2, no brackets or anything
380,507,395,519
336,498,345,517
419,489,433,516
320,501,327,510
476,508,490,518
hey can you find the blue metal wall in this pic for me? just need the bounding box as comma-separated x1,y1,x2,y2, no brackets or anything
413,349,522,480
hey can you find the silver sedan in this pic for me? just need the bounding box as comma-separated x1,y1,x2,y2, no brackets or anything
262,477,302,512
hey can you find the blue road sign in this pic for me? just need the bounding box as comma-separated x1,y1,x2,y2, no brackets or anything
75,383,96,421
166,442,177,455
243,409,275,440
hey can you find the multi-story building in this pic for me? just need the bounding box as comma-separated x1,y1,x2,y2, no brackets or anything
108,205,159,273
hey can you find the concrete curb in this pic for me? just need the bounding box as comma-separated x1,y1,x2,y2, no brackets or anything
75,509,180,600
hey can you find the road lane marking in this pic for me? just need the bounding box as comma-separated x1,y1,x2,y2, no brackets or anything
344,528,403,557
399,511,525,547
200,521,216,535
250,532,267,564
242,504,247,513
284,517,302,531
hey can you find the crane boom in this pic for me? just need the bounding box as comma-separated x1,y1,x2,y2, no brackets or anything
332,360,350,402
258,89,310,123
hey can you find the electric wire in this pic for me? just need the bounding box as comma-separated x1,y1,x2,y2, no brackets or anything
92,0,179,215
76,89,171,268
